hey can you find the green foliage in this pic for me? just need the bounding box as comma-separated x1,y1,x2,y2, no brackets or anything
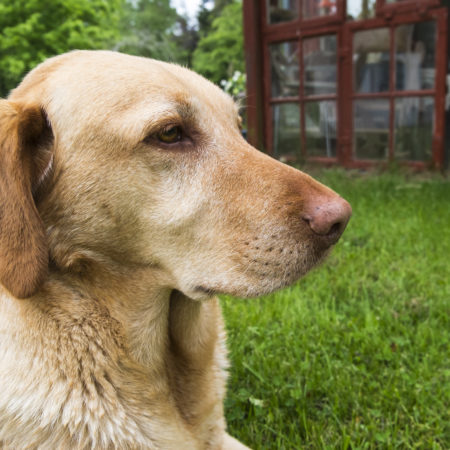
171,15,199,67
197,0,233,38
0,0,246,95
0,0,123,96
220,70,246,99
193,0,244,84
116,0,185,63
221,170,450,448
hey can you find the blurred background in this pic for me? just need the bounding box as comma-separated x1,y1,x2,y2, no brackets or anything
245,0,450,170
0,0,244,99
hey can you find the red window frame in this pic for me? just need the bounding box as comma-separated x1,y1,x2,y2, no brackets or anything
263,0,346,31
340,9,448,168
263,26,342,163
377,0,442,17
243,0,449,168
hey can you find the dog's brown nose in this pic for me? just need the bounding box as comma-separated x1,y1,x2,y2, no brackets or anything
302,196,352,245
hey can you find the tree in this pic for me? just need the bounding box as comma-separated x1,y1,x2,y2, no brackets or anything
196,0,233,38
172,15,199,67
116,0,186,63
0,0,123,97
192,0,244,85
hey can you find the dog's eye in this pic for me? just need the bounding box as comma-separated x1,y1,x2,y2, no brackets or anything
157,126,183,144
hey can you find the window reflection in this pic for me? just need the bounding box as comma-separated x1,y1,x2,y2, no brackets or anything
304,35,337,96
354,28,390,93
267,0,298,24
354,99,390,159
386,0,426,3
303,0,337,19
347,0,376,20
270,42,299,98
305,101,337,157
395,22,436,91
273,103,301,159
394,97,434,161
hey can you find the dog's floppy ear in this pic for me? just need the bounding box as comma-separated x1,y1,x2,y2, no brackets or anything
0,100,52,298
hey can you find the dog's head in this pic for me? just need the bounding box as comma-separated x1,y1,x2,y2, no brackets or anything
0,51,351,300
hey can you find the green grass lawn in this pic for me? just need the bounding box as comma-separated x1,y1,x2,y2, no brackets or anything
221,169,450,449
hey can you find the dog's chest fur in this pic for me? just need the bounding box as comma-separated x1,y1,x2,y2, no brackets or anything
0,283,229,449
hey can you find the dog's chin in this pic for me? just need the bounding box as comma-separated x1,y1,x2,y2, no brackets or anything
183,246,331,301
184,285,219,302
235,244,332,298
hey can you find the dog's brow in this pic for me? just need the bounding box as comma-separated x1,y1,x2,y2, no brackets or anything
137,99,197,142
175,100,197,122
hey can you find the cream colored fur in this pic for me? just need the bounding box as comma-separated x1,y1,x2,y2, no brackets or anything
0,51,349,449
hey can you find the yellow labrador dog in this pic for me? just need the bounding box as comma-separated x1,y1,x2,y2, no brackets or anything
0,51,351,449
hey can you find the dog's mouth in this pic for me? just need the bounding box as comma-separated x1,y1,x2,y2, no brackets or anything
193,285,219,297
185,238,333,301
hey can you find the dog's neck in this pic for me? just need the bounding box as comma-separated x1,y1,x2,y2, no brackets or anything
67,260,224,428
0,256,225,444
50,258,218,372
74,261,175,368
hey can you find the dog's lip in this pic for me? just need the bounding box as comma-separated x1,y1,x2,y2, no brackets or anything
191,246,328,299
194,285,219,296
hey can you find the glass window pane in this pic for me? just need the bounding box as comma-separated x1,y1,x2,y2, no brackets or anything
395,22,436,91
267,0,298,24
273,103,301,159
303,0,337,19
354,99,390,159
387,0,428,3
347,0,376,20
394,97,434,161
305,101,337,157
303,35,337,96
270,42,299,98
354,28,390,93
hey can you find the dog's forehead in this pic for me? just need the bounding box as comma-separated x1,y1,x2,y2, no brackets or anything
9,51,241,148
16,51,238,121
